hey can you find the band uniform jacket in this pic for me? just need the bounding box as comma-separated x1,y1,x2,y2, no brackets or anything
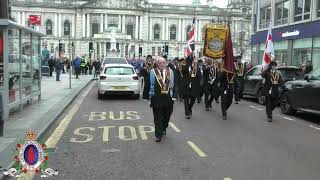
181,63,202,98
203,65,220,96
261,68,284,98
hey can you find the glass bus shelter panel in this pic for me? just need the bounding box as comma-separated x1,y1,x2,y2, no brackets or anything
21,30,33,100
8,28,21,105
32,35,40,93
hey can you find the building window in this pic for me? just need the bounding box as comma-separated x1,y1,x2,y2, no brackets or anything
157,47,162,55
63,20,71,36
108,16,118,28
154,24,160,40
275,0,289,25
152,47,156,56
294,0,311,22
274,41,288,65
312,38,320,70
126,24,134,39
186,25,191,41
45,19,53,35
169,25,177,40
260,6,271,29
317,0,320,17
292,38,312,68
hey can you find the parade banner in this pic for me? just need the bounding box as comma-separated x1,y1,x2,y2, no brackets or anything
203,23,228,59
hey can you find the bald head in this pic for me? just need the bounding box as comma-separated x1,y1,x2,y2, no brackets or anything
155,56,166,70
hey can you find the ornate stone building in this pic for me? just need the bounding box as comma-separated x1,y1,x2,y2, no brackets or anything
11,0,252,60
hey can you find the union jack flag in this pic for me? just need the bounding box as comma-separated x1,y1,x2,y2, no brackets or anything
184,16,196,59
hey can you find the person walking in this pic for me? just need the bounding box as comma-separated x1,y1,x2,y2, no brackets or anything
48,56,54,77
93,59,101,78
55,57,63,81
261,61,284,122
203,58,219,111
73,56,81,79
149,56,175,142
139,55,155,100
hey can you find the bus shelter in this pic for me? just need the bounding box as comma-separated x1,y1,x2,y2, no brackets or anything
0,19,43,136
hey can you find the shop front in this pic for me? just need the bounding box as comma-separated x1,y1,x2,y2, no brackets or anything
251,20,320,70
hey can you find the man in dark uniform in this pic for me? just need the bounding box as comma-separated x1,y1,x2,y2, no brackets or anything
197,59,205,103
203,58,219,111
149,56,175,142
181,56,201,119
139,55,155,100
167,57,179,100
217,59,235,120
261,61,284,122
176,58,185,102
234,56,246,104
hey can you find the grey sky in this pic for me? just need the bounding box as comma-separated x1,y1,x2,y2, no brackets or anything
149,0,228,8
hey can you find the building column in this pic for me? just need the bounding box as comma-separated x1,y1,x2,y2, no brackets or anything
118,15,121,30
135,16,139,39
149,18,153,41
139,16,143,40
82,14,86,37
122,15,126,34
72,14,75,37
178,19,181,42
162,18,165,41
100,14,104,33
54,13,58,37
21,12,25,26
181,19,185,42
17,12,21,24
166,18,169,40
99,42,102,58
58,14,62,37
105,14,108,30
87,14,90,37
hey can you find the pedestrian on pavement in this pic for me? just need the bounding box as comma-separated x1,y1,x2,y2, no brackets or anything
203,58,219,111
93,59,101,78
73,56,81,79
181,56,201,119
88,59,93,75
80,56,86,75
61,57,65,74
261,61,284,122
55,57,63,81
48,56,54,77
149,56,175,142
217,58,235,120
139,55,155,100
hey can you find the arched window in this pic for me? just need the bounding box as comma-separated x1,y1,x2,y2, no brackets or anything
154,24,160,40
186,25,192,41
170,25,176,40
46,19,53,35
63,20,71,36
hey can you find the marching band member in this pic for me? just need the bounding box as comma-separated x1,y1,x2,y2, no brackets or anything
149,56,175,142
234,56,246,104
181,56,201,119
261,61,284,122
203,58,220,111
139,55,155,100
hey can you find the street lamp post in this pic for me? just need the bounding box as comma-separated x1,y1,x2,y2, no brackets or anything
68,34,72,89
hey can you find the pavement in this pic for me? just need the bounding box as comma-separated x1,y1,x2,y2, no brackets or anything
24,82,320,180
0,72,94,177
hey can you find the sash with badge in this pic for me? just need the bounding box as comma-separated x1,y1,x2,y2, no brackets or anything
269,71,280,97
208,67,216,85
154,67,171,95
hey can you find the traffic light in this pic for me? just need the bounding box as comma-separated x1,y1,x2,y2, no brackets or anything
139,46,142,57
164,45,169,55
89,42,93,54
58,43,63,53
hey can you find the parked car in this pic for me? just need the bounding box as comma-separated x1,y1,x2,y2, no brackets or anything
97,64,141,99
280,66,320,115
243,65,304,104
101,57,127,65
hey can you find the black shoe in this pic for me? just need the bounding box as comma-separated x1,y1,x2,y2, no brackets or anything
205,107,210,111
155,137,161,142
163,130,166,136
223,115,227,120
185,115,191,119
268,118,272,122
198,100,201,103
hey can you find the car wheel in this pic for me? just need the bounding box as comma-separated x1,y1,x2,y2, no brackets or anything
280,92,296,115
98,91,103,99
133,94,140,99
257,89,266,105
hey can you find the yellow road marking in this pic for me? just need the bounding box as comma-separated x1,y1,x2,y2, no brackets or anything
187,141,207,157
46,82,94,148
224,178,233,180
169,122,181,133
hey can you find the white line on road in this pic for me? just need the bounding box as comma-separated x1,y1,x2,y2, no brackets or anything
283,117,296,122
187,141,207,158
169,122,181,133
224,178,233,180
249,106,263,111
309,125,320,131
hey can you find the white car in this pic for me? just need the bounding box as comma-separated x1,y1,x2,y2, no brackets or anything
98,64,141,99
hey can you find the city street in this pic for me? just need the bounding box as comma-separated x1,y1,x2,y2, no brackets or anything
33,82,320,180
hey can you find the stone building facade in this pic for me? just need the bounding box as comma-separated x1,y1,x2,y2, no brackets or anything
11,0,252,60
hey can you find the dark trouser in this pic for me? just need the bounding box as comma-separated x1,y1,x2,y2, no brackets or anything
75,67,80,79
197,86,204,102
205,90,214,108
62,66,65,73
81,67,85,75
89,69,93,75
49,67,53,76
56,69,61,81
184,95,196,116
234,78,244,102
178,82,183,100
94,70,100,78
266,95,278,118
152,104,173,139
221,89,233,116
142,81,150,100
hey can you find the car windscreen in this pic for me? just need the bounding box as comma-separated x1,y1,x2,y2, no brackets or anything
309,67,320,80
103,58,127,64
104,67,134,75
279,69,304,80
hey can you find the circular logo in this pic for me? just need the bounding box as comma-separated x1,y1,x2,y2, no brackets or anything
19,141,44,171
208,38,224,52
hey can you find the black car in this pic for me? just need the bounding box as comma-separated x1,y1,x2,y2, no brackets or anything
243,65,304,104
280,66,320,115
